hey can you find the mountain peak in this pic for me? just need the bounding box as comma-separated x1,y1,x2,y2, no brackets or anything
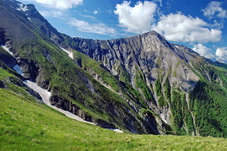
144,30,167,41
123,30,163,41
142,30,159,36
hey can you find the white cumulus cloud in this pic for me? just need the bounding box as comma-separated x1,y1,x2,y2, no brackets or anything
114,1,157,34
202,1,227,19
27,0,83,9
216,47,227,63
153,12,222,43
192,45,227,63
93,10,99,15
192,44,215,59
69,19,116,35
40,10,64,18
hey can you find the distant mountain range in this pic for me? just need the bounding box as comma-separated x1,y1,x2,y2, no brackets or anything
0,0,227,137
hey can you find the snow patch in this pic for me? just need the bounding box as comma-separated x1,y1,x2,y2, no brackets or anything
60,47,73,59
175,45,180,49
107,128,123,133
24,80,51,105
50,105,95,125
17,4,28,12
160,113,168,124
1,45,13,56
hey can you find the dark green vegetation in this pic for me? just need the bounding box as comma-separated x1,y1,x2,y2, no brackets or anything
167,59,227,136
1,0,227,143
190,81,227,137
188,60,227,137
134,65,154,103
1,67,227,150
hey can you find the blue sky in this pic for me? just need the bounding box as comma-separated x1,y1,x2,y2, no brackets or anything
19,0,227,63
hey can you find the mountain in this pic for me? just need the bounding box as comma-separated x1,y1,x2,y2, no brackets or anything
60,32,227,137
0,0,227,138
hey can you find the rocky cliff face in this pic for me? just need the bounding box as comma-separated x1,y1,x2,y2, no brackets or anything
73,31,199,90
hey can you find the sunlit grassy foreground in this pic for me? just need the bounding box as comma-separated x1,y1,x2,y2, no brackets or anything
0,88,226,151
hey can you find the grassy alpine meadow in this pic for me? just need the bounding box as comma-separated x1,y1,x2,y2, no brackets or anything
0,88,227,151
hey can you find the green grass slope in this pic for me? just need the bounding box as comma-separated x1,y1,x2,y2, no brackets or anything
0,68,227,151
